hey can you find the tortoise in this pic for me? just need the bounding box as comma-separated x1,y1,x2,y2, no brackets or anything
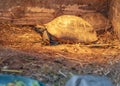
33,15,98,45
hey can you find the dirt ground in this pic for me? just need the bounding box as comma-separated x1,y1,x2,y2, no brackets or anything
0,23,120,86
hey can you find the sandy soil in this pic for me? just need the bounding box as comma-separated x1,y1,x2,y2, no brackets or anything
0,23,120,86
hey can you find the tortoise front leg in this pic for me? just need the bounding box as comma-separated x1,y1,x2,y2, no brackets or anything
42,30,50,45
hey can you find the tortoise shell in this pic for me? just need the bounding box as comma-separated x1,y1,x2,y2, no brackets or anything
36,15,98,44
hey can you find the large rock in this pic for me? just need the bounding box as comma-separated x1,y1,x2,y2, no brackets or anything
110,0,120,40
65,75,113,86
82,13,111,32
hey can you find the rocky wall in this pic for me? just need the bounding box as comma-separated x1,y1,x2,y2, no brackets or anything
0,0,110,25
109,0,120,40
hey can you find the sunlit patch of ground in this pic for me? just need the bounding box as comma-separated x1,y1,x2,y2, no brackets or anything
0,23,120,86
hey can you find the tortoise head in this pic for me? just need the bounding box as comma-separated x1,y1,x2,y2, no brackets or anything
33,25,53,45
33,24,47,36
33,25,60,45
